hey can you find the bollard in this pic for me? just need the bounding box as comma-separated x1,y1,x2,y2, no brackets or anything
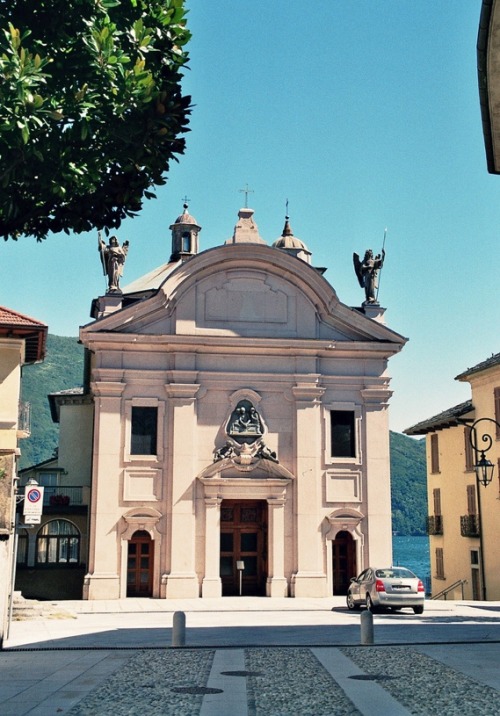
172,610,186,647
360,608,374,645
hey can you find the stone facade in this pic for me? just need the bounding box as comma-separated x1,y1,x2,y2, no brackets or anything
78,207,406,600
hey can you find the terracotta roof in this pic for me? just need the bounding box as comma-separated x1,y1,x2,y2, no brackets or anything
455,352,500,381
0,306,47,363
404,400,474,436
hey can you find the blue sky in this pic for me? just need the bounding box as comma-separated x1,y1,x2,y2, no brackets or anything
1,1,496,433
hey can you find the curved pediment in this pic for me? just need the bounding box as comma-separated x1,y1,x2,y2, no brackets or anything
84,244,406,346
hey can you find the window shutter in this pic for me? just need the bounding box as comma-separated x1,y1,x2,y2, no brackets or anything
495,388,500,438
433,488,441,516
464,427,474,471
466,484,477,515
430,433,440,473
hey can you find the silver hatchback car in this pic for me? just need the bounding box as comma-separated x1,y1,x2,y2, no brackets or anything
346,566,425,614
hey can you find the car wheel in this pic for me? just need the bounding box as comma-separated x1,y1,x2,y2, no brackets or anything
366,594,378,613
346,593,360,611
413,605,424,615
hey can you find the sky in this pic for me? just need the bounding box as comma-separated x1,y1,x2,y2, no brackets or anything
1,1,497,434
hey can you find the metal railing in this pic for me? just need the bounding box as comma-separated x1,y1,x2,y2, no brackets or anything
426,515,443,535
18,485,84,506
431,578,468,600
460,514,480,537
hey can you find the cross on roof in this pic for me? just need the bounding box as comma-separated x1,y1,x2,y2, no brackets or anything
239,184,254,208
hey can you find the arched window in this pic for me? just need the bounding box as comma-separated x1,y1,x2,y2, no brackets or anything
181,232,191,252
36,519,80,565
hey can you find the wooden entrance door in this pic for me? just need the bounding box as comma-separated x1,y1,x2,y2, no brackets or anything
332,530,356,595
127,530,153,597
220,500,268,596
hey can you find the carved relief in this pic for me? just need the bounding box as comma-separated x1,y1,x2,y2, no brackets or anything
213,398,278,469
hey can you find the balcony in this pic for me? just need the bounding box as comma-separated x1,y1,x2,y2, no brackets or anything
18,485,89,508
427,515,443,535
17,401,31,438
460,514,480,537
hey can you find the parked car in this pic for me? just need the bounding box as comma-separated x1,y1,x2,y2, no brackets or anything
346,566,425,614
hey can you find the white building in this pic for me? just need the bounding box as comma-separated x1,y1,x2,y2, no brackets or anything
76,205,406,600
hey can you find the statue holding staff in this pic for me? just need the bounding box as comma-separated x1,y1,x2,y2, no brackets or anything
353,230,387,304
98,233,129,293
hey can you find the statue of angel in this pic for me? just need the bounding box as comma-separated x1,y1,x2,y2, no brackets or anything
98,234,129,293
353,248,385,304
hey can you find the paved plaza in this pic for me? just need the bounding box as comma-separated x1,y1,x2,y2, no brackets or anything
1,597,500,715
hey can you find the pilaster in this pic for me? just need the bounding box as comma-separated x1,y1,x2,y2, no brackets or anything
164,382,200,598
291,379,328,597
202,496,223,597
266,497,288,597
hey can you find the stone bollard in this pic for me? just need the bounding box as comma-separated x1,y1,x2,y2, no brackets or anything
172,610,186,647
360,608,374,645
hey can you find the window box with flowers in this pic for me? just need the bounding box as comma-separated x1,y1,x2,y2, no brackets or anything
50,494,70,506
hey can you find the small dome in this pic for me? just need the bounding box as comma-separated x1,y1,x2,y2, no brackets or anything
273,234,309,251
173,203,199,226
272,217,310,252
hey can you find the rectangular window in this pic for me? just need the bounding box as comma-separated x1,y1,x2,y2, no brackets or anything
38,472,59,487
433,488,441,516
131,406,158,455
466,484,477,516
464,427,474,471
430,433,440,473
495,388,500,439
330,411,355,458
435,547,445,579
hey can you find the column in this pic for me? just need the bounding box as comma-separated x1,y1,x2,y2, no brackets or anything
85,381,125,600
202,496,222,597
164,383,200,598
361,388,392,567
266,496,288,597
291,380,328,597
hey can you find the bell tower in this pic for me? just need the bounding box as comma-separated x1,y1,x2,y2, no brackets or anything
169,203,201,262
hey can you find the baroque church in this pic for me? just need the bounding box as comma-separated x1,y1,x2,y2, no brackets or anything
18,204,406,600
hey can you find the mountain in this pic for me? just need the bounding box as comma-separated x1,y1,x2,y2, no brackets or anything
20,335,428,534
390,431,427,535
19,334,84,470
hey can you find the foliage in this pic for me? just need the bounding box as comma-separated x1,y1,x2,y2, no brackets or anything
20,335,84,469
0,0,191,241
390,431,427,536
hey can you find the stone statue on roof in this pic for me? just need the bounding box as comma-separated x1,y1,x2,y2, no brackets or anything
98,234,129,293
353,248,385,304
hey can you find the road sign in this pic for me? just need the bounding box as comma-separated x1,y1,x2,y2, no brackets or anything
23,485,44,516
23,515,41,525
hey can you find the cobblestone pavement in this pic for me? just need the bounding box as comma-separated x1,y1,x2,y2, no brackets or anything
2,644,500,716
2,598,500,715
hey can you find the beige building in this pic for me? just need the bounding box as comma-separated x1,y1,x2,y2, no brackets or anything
0,307,46,645
76,206,406,600
405,353,500,601
18,206,406,601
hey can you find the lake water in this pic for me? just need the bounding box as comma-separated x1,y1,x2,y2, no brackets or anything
392,535,430,582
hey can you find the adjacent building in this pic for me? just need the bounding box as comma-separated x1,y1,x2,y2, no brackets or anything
405,354,500,601
0,307,46,644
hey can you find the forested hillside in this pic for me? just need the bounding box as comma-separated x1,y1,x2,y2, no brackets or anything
20,335,428,533
390,431,427,535
20,335,84,469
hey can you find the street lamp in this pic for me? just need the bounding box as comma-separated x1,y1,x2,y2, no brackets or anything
469,417,499,487
466,417,500,602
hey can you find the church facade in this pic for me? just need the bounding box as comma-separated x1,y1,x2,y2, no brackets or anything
75,205,406,600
